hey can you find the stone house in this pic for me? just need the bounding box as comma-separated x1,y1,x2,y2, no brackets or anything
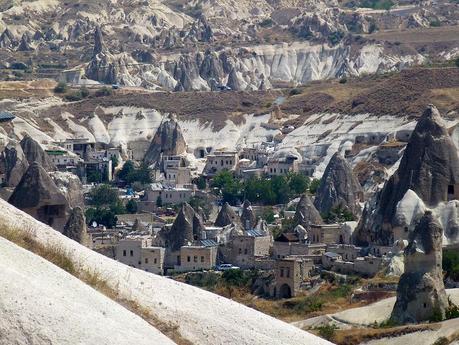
309,224,341,244
273,242,326,261
115,236,165,275
203,150,238,176
326,244,362,262
175,245,218,272
226,231,272,269
139,183,194,212
272,256,314,299
322,252,342,269
162,155,192,186
266,156,299,176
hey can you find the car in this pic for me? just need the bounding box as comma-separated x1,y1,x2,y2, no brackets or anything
111,84,120,89
216,264,240,271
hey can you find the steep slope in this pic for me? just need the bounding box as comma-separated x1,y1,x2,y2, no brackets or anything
0,198,331,345
0,237,175,345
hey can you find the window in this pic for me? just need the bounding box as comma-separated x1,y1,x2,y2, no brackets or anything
130,250,134,257
449,185,455,195
187,256,191,262
244,248,248,255
154,258,157,264
239,248,242,254
194,256,198,263
123,250,126,257
145,258,149,264
286,268,290,278
201,256,204,263
280,268,284,277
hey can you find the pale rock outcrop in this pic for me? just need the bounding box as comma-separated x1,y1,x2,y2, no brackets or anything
0,237,175,345
240,200,257,230
143,116,187,166
215,202,242,227
391,211,449,324
294,193,323,229
63,206,90,246
314,152,363,217
354,105,459,246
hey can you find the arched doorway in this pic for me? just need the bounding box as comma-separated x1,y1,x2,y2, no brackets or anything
279,284,292,299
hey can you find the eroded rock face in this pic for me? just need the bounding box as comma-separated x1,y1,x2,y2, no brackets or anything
8,162,69,231
240,200,256,230
390,211,448,324
0,142,29,187
63,207,90,246
50,171,85,209
165,203,205,251
354,105,459,246
314,152,363,217
20,135,56,172
294,194,323,229
143,117,187,166
215,202,241,227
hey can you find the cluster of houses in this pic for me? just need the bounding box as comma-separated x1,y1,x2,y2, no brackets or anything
85,200,391,300
46,138,120,183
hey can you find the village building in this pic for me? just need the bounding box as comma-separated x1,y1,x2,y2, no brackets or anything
272,256,314,299
162,155,192,186
225,230,272,269
115,236,165,275
139,183,194,212
203,150,238,176
266,156,299,176
54,138,95,160
174,245,218,272
308,224,346,244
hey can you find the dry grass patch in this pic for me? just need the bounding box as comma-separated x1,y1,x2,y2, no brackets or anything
330,323,439,345
0,225,193,345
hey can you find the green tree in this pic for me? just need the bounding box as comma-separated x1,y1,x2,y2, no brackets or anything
126,199,138,214
188,196,212,219
85,207,118,228
211,170,242,205
156,195,163,208
455,57,459,68
195,176,207,190
88,184,120,207
309,178,321,194
110,155,119,169
87,170,102,183
117,160,135,182
262,207,275,223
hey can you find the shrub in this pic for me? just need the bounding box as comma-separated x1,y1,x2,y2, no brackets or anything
54,81,68,93
309,178,321,194
65,92,83,101
339,77,348,84
317,324,337,341
289,88,303,96
455,57,459,68
95,86,113,97
126,199,138,214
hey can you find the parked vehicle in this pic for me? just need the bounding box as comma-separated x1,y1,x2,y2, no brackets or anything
216,264,240,271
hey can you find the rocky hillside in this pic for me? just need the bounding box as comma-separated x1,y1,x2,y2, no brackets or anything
0,0,457,89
